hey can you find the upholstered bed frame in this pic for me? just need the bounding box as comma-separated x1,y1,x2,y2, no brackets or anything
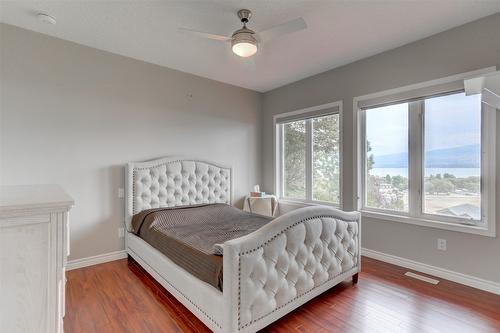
125,157,361,332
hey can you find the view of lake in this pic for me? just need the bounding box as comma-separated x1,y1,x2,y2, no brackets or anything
370,168,480,177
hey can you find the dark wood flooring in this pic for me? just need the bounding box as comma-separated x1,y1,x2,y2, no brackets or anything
64,257,500,333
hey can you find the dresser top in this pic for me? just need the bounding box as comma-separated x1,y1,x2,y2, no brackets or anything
0,184,74,215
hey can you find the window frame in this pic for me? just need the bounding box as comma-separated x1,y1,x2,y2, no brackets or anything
274,101,343,208
360,100,412,214
354,68,496,237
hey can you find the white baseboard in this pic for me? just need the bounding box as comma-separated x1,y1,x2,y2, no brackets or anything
67,250,128,271
362,248,500,295
66,248,500,295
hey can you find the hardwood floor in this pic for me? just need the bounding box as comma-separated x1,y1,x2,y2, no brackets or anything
64,257,500,333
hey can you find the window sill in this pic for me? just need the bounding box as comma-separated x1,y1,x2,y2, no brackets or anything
279,198,340,209
361,210,495,237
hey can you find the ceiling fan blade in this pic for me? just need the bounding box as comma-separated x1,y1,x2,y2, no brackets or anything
178,27,231,42
257,17,307,43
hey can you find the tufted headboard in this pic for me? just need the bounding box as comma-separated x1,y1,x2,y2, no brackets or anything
125,156,233,231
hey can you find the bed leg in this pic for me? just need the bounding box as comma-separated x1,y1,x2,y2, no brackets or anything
352,273,359,284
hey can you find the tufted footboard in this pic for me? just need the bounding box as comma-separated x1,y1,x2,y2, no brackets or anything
222,206,361,333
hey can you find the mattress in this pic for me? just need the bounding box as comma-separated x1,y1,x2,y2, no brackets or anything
131,203,272,290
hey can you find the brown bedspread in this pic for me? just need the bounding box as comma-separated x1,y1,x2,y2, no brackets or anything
131,203,272,291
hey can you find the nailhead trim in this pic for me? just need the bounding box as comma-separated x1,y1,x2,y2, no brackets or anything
239,268,353,330
239,216,357,256
237,255,242,325
237,216,359,330
130,159,231,328
133,252,222,329
167,282,222,329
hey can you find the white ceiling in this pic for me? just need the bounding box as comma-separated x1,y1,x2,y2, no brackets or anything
1,1,500,92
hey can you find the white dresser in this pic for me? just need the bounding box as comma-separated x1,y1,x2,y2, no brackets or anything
0,185,73,333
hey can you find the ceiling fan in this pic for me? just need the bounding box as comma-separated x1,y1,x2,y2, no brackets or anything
178,9,307,58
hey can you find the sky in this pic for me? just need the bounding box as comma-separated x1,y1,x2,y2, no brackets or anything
366,92,481,157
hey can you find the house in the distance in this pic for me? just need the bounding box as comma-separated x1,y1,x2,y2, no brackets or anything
437,203,480,221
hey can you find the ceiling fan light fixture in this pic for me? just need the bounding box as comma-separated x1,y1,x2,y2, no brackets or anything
178,8,307,61
231,29,257,57
232,41,257,58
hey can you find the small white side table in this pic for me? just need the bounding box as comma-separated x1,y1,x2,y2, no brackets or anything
243,194,279,217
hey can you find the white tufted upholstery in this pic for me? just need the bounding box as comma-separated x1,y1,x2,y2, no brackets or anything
223,206,360,332
238,217,358,328
125,158,360,333
126,157,232,230
133,161,230,212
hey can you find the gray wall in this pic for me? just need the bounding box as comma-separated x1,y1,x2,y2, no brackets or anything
262,13,500,282
2,13,500,283
0,23,263,261
0,25,3,185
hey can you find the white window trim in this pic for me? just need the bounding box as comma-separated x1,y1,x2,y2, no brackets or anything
273,101,343,208
353,67,497,237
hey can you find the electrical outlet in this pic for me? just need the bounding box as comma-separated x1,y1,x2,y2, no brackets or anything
118,227,125,238
437,238,447,251
118,188,125,198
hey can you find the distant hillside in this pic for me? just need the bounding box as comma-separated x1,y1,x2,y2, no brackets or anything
373,144,480,168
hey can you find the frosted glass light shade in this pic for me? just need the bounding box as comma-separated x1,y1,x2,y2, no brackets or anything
232,41,257,57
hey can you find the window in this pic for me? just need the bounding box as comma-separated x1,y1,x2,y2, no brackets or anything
422,94,482,220
276,102,341,205
365,102,409,212
359,88,495,235
313,115,341,203
283,120,306,199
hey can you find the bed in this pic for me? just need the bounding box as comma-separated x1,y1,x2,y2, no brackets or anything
125,157,361,333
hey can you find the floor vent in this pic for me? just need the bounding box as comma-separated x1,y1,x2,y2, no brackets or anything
404,271,440,285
